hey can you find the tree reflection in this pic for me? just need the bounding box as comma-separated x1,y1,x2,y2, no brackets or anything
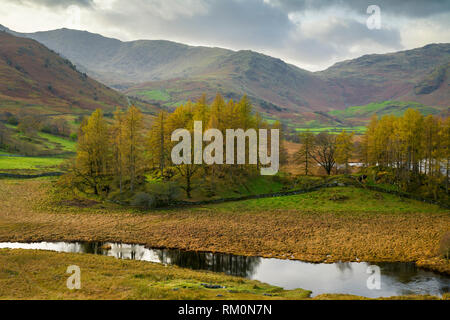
157,249,261,278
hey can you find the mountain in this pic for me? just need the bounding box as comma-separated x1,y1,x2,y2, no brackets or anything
0,31,129,116
1,25,448,127
318,44,450,108
3,26,233,87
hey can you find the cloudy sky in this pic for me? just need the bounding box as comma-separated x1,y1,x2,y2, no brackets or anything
1,0,449,71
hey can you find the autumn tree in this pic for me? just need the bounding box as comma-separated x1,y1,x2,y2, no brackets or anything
111,108,125,193
122,106,144,191
361,109,449,200
74,109,110,195
335,130,355,174
148,111,169,177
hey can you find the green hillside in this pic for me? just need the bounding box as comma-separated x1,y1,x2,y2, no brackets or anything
329,101,443,123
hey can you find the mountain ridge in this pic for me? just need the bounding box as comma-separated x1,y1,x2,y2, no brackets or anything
1,24,448,127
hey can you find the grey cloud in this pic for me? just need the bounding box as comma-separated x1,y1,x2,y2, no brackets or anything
279,18,402,66
94,0,402,63
2,0,448,70
269,0,450,17
16,0,93,9
94,0,295,48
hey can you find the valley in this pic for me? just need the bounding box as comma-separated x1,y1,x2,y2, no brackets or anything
0,22,448,302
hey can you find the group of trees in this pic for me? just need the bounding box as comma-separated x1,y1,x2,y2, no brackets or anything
65,94,284,199
68,106,145,196
361,109,449,199
295,130,354,176
294,109,449,201
147,94,285,197
62,99,449,203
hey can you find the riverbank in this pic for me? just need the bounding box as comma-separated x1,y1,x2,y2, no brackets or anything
0,179,448,274
0,249,310,300
0,249,444,300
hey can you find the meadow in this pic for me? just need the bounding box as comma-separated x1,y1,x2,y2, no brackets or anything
0,249,311,300
1,249,443,300
0,156,64,171
0,124,74,172
294,126,367,135
0,179,448,271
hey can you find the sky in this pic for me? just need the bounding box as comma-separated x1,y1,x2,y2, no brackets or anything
1,0,449,71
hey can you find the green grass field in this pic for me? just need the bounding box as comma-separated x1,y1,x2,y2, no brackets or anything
37,132,76,152
136,89,171,101
215,175,285,199
295,126,367,134
212,187,448,214
0,156,65,171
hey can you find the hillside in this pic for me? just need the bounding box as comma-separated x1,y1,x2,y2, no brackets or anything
1,25,448,127
318,44,450,108
328,101,445,126
0,31,130,116
2,26,336,119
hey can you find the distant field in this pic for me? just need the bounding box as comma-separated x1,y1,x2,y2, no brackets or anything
2,123,76,159
37,132,76,152
295,126,367,134
136,89,171,101
329,101,442,120
0,156,64,171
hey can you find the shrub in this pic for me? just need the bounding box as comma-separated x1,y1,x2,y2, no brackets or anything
131,192,156,209
439,232,450,260
146,181,182,207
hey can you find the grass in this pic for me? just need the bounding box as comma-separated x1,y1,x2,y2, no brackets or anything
3,123,76,157
0,179,448,299
37,133,76,153
136,90,171,101
0,249,311,300
212,187,446,214
203,175,285,200
295,126,367,134
0,179,448,272
1,249,440,300
0,156,64,171
328,101,441,120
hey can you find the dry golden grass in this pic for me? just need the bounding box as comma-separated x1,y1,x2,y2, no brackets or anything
0,179,448,274
0,250,445,300
0,249,311,300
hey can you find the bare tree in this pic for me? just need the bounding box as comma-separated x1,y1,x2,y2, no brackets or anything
310,132,336,175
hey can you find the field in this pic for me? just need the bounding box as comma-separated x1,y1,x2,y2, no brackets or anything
0,179,448,273
37,132,76,153
295,126,367,135
0,123,75,172
0,156,64,171
0,249,311,300
135,89,171,102
1,249,442,300
328,101,443,123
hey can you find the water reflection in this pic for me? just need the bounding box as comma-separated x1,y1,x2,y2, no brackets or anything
156,250,261,278
0,241,448,298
